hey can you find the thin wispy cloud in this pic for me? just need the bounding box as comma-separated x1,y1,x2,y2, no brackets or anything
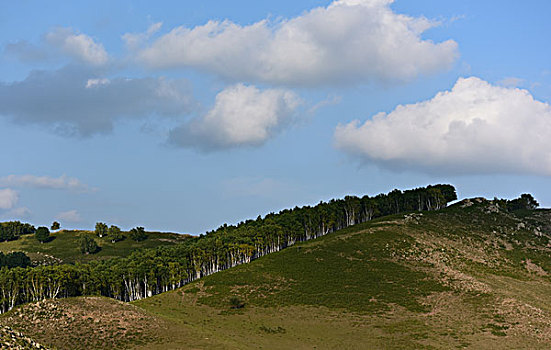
7,207,32,219
0,188,19,210
55,209,82,223
0,174,95,193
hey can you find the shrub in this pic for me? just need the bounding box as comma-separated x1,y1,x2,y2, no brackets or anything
80,236,100,254
35,227,50,243
129,227,147,242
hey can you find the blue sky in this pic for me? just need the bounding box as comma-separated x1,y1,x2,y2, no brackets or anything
1,0,550,234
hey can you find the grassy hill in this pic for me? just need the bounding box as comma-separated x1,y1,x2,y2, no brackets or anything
0,229,190,264
3,198,551,349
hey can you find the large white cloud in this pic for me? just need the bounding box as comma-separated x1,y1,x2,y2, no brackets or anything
169,84,301,150
335,77,551,175
0,175,93,193
0,189,18,210
138,0,457,86
0,65,194,135
46,27,109,66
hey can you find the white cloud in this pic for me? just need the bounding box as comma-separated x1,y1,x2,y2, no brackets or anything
122,22,163,50
0,65,194,135
0,189,18,210
335,77,551,175
86,78,110,88
7,207,31,219
0,175,93,193
169,84,301,150
56,210,82,223
46,27,108,66
138,0,457,86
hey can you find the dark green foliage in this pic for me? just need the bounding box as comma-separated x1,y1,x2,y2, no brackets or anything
259,325,286,334
108,225,123,243
493,193,539,212
51,221,60,231
507,193,539,211
0,221,35,242
228,296,245,309
80,236,100,255
95,222,108,238
35,227,50,243
80,236,99,254
0,251,31,268
129,227,147,242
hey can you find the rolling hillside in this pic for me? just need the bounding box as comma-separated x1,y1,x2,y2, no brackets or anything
0,229,190,264
3,197,551,349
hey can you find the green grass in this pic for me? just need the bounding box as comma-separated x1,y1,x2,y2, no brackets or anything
5,198,551,349
194,225,447,313
0,230,191,264
132,200,551,349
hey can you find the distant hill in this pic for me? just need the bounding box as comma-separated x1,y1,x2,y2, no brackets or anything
0,229,190,265
3,197,551,349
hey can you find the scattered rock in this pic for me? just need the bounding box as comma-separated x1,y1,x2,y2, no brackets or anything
0,325,49,349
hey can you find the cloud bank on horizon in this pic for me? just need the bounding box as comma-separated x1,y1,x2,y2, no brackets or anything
335,77,551,175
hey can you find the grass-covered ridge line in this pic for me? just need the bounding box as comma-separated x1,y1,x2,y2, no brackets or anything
0,184,455,313
131,198,551,349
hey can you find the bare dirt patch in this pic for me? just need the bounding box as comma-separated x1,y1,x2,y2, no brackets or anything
1,297,167,350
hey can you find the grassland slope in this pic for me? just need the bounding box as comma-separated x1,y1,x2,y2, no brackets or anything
0,229,190,264
3,198,551,349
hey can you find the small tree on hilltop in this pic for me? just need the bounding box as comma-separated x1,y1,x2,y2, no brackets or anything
108,225,123,243
51,221,60,231
80,235,100,254
129,227,147,242
35,227,50,243
95,222,108,238
508,193,539,211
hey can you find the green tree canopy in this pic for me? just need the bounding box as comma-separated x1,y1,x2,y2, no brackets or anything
508,193,539,211
129,227,147,242
80,236,100,254
0,251,31,268
35,227,50,243
51,221,60,231
0,221,35,242
95,222,108,238
108,225,123,243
